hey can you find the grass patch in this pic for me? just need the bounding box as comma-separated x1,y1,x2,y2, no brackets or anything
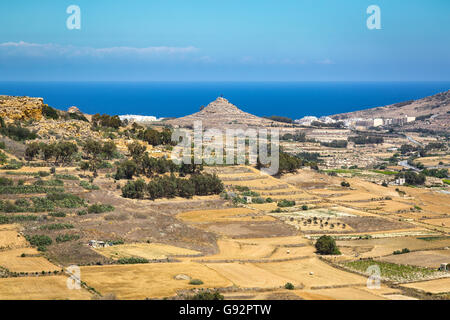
372,170,398,175
54,174,79,180
55,234,80,243
0,185,64,194
88,203,115,214
40,223,74,230
80,180,100,190
343,259,438,281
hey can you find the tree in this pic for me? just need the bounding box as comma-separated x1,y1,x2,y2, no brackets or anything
127,141,146,160
115,160,138,180
102,141,117,159
315,235,340,255
25,142,40,160
54,142,78,164
83,139,102,159
121,179,146,199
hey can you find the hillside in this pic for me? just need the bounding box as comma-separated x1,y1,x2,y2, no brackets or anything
331,90,450,132
164,97,283,129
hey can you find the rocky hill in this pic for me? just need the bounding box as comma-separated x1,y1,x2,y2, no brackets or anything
165,97,282,129
331,90,450,132
0,96,44,121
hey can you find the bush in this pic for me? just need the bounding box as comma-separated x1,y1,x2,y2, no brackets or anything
277,199,295,207
315,235,340,255
40,223,73,230
284,282,294,290
80,180,100,190
188,290,224,300
117,257,149,264
88,203,115,214
56,234,80,243
393,248,410,255
301,205,308,210
121,179,146,199
26,235,52,247
48,212,66,218
42,105,59,120
341,181,350,187
189,279,204,285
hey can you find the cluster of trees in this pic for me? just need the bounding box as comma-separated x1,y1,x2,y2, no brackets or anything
82,139,118,161
91,114,123,129
115,141,202,180
264,116,293,124
311,121,344,128
422,168,448,179
349,135,384,145
320,140,348,148
281,131,306,142
276,152,305,174
0,117,37,141
397,171,426,185
25,141,78,164
296,152,321,162
121,173,223,200
136,127,173,146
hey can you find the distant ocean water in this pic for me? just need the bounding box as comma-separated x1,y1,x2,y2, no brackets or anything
0,82,449,119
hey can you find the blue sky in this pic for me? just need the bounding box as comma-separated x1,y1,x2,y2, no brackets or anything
0,0,449,81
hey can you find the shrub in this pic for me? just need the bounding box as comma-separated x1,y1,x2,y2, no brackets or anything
284,282,294,290
56,234,80,243
301,205,308,210
40,223,73,230
121,179,146,199
393,248,410,255
88,203,115,214
48,212,66,218
42,105,59,120
277,199,295,208
315,235,340,255
80,180,100,190
188,290,224,300
117,257,148,264
26,235,52,247
189,279,204,285
341,181,350,187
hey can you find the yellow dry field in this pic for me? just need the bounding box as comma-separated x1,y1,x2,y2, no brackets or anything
80,262,232,299
255,257,367,289
95,243,201,260
401,188,450,215
177,208,274,223
0,276,92,300
295,287,388,300
422,218,450,228
205,262,290,288
401,277,450,294
0,226,27,249
247,202,278,211
225,178,286,189
337,237,450,259
0,248,60,273
194,238,314,261
418,155,450,166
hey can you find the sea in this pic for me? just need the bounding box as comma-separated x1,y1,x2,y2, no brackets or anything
0,81,449,120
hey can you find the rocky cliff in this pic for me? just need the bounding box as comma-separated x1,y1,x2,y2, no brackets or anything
0,96,44,121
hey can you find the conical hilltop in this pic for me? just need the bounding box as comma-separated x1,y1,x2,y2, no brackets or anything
165,97,278,129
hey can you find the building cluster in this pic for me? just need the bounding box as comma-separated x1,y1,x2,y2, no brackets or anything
295,115,415,129
119,115,164,122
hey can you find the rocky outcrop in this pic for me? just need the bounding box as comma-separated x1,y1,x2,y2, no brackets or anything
0,96,44,121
